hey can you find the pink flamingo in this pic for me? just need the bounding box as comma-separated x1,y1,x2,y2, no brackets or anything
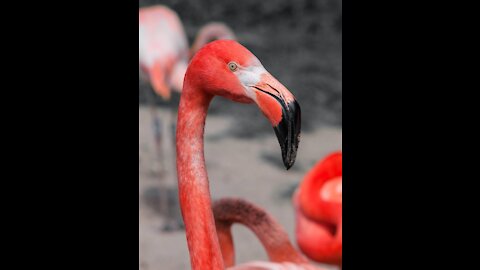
293,152,342,267
139,5,236,99
139,4,236,170
139,5,187,176
213,198,316,268
176,39,323,269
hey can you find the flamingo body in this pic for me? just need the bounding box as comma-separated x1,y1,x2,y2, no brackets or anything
139,6,236,100
139,5,189,99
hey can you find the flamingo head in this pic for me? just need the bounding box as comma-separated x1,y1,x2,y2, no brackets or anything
187,40,301,169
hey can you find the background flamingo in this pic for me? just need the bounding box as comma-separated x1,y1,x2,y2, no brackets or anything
139,5,235,229
139,4,236,169
294,152,342,267
139,5,236,99
190,22,236,58
175,40,322,269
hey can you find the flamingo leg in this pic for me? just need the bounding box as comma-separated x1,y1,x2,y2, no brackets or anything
161,104,184,231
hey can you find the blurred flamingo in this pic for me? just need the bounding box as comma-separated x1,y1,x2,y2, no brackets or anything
176,39,327,269
139,5,236,99
139,5,235,230
139,5,235,169
293,152,342,268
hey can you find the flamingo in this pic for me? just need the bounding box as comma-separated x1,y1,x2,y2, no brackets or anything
293,152,342,268
176,39,325,269
139,5,235,229
139,5,236,99
139,5,236,168
212,197,319,268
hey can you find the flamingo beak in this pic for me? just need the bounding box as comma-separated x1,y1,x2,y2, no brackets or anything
251,73,301,170
151,73,171,100
275,99,301,170
150,61,171,100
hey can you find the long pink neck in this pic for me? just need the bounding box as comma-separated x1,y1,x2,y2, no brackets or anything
213,198,308,267
176,81,224,270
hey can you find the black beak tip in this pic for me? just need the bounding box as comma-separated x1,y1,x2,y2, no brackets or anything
273,100,301,171
284,159,294,170
281,146,298,170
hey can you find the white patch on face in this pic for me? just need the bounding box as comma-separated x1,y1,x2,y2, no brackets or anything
234,63,267,101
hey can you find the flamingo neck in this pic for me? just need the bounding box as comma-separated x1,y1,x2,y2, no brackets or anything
190,24,235,57
213,198,308,266
170,61,188,93
176,82,223,270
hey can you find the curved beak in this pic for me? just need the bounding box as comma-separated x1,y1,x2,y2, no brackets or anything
275,99,301,170
251,72,301,170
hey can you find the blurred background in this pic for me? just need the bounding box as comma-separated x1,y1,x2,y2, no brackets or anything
139,0,342,269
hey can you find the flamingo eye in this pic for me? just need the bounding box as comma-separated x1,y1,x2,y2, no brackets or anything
228,62,238,72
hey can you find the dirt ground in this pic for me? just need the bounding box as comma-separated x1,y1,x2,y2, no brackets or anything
139,106,342,270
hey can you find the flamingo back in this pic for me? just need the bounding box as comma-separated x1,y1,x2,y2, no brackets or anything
139,5,188,89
